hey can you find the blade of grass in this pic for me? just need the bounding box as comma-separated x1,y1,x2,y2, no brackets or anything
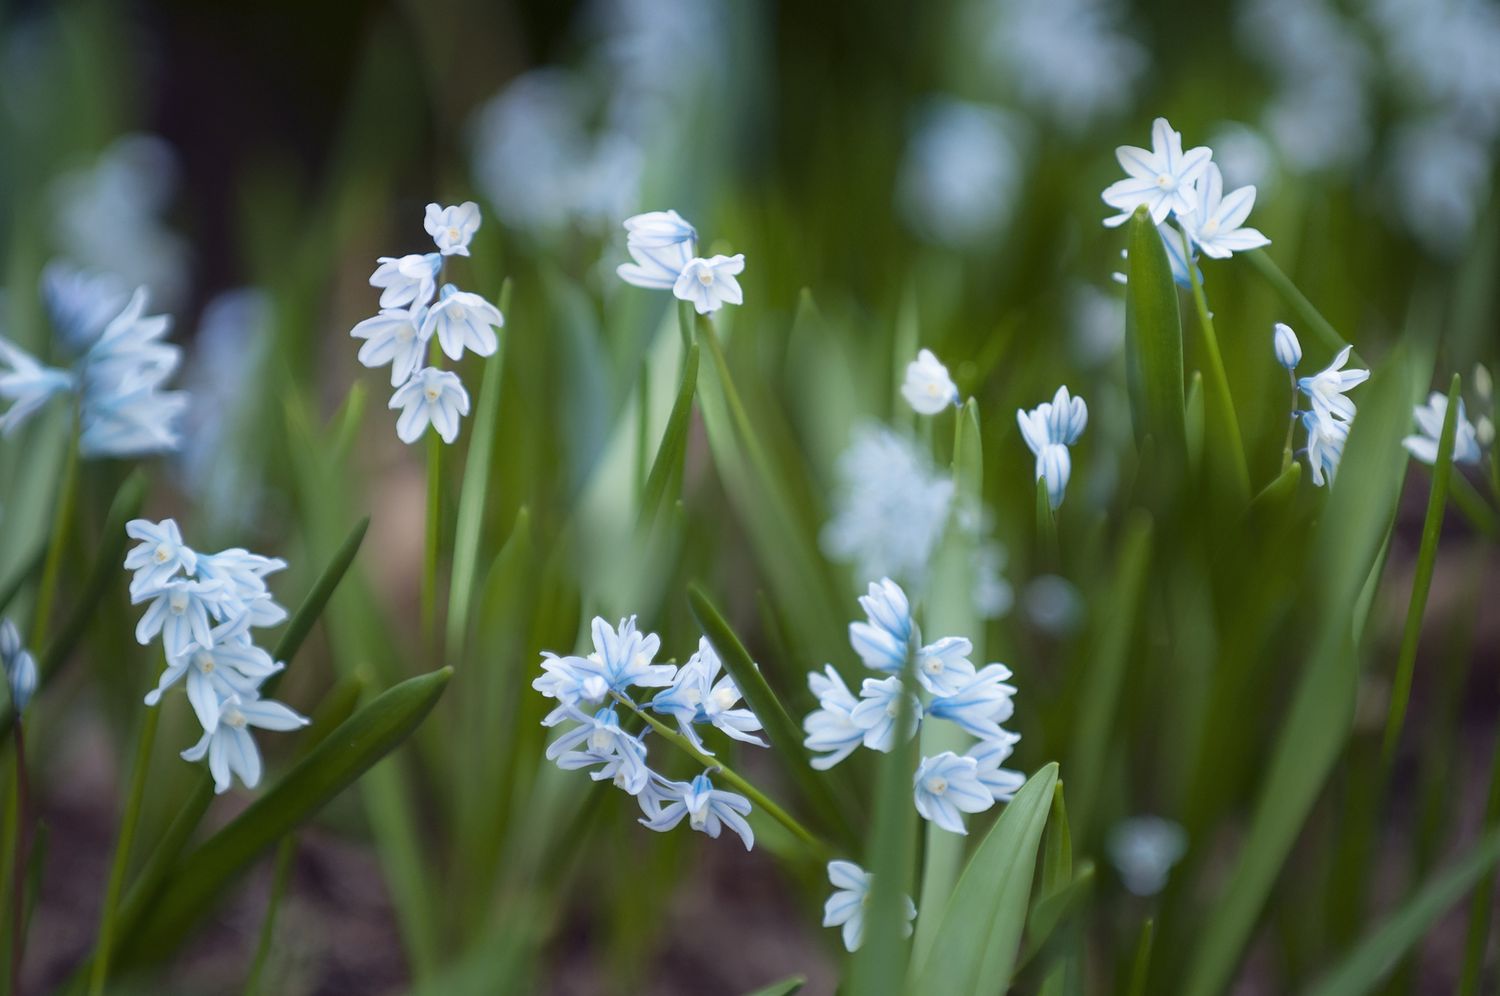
1126,919,1155,996
243,834,296,996
638,343,700,532
1124,206,1186,460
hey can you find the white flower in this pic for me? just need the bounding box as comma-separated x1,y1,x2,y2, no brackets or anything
1,619,37,714
913,751,995,834
424,201,481,257
1179,163,1271,259
420,286,503,362
1107,816,1187,896
649,637,766,753
1403,391,1483,465
351,310,429,387
145,613,283,730
0,338,74,436
623,209,697,250
1101,117,1213,227
673,255,746,315
132,578,225,659
915,636,976,696
802,665,866,770
545,705,651,794
180,692,309,794
822,860,917,953
927,663,1017,741
41,261,132,353
390,367,471,444
617,240,694,290
902,348,960,415
1302,410,1351,487
850,675,923,752
849,578,917,673
640,772,755,850
1298,345,1369,423
967,732,1025,802
534,616,674,709
370,253,441,310
1018,386,1088,510
123,517,197,597
1273,322,1302,370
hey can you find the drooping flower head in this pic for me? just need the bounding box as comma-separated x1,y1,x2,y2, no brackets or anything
1298,345,1369,424
902,348,960,415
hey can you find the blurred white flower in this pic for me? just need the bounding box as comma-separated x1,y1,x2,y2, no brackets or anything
0,618,37,715
897,98,1027,248
1069,283,1125,368
0,337,74,436
1108,816,1187,896
1023,575,1084,634
822,860,916,952
851,675,923,751
803,665,866,770
902,348,960,415
1403,391,1483,465
424,201,481,257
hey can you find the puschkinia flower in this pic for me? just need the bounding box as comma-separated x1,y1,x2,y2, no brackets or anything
124,517,198,597
390,367,472,444
915,636,976,696
132,578,224,659
802,665,867,770
421,286,503,361
351,311,428,387
913,751,994,835
639,772,755,850
546,705,651,795
822,860,917,953
1404,391,1483,465
1302,409,1350,488
1107,816,1188,897
902,348,960,415
1179,163,1270,258
0,339,74,436
370,253,441,310
849,578,917,672
623,209,697,249
926,663,1016,741
181,692,310,794
1,619,38,714
145,613,284,729
1018,386,1089,509
535,616,673,709
649,637,766,754
424,201,481,256
1102,117,1213,227
851,675,923,751
1273,322,1302,370
674,255,746,315
967,731,1025,802
1298,345,1369,424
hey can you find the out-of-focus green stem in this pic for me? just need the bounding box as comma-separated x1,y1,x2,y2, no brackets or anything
609,692,833,861
1459,725,1500,996
32,425,80,642
244,835,297,996
1281,372,1299,473
1126,919,1155,996
9,725,31,996
1449,473,1498,538
422,430,441,660
89,704,161,996
1182,232,1250,501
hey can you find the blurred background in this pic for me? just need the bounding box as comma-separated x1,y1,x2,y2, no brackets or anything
1,0,1498,992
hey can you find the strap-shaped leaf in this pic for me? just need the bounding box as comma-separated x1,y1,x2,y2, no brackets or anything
1124,205,1186,459
913,762,1058,996
639,342,700,532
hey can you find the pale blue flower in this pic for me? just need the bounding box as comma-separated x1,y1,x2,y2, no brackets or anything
41,261,132,352
78,380,189,458
370,253,441,310
967,731,1025,802
850,675,922,752
424,201,481,257
902,348,960,415
145,613,283,730
913,751,995,834
545,705,651,794
390,366,471,444
1,619,37,714
0,337,74,436
535,616,674,712
623,209,697,250
1273,322,1302,370
1107,815,1187,896
1298,345,1369,423
132,578,225,659
351,310,429,387
1102,117,1214,227
673,254,745,315
649,637,765,753
1302,409,1350,487
124,517,197,597
1404,391,1483,465
1180,163,1271,259
849,578,916,673
196,549,288,627
639,772,755,850
79,288,178,393
915,636,976,696
927,663,1017,741
802,665,866,770
180,692,309,794
617,239,694,290
421,285,504,361
1018,386,1087,509
822,859,917,952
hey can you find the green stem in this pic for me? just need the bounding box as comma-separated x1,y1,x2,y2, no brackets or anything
1281,373,1298,474
32,426,81,642
1126,918,1155,996
422,430,441,661
1243,250,1356,360
1380,375,1462,766
89,704,161,996
1182,232,1250,500
244,835,297,995
609,692,833,861
9,725,30,996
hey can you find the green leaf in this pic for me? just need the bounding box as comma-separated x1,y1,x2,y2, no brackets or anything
913,762,1059,996
1015,862,1096,980
688,584,853,847
1183,342,1429,996
0,544,44,617
1184,369,1205,474
1124,206,1186,460
112,667,453,968
742,976,806,996
261,516,369,698
1242,249,1352,357
1309,828,1500,996
1126,919,1155,996
639,343,700,531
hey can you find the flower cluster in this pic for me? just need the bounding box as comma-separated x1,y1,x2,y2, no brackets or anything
1272,324,1371,487
124,518,308,793
1102,117,1271,286
350,202,503,444
0,262,187,457
533,616,764,850
803,579,1024,835
1017,386,1089,509
616,210,746,315
1,618,37,715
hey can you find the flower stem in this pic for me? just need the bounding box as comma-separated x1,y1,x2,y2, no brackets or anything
32,426,80,642
1281,372,1298,474
89,704,160,996
9,724,31,996
244,835,297,995
422,429,441,661
1181,232,1250,501
610,691,834,861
